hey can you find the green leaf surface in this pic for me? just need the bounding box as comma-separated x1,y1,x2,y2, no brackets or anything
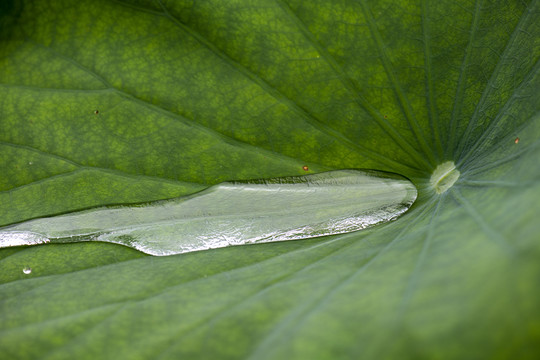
1,0,539,358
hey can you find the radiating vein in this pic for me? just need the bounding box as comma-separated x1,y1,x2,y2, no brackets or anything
247,199,438,359
451,188,515,254
455,2,538,159
421,0,444,160
26,36,400,173
457,179,540,188
153,233,360,360
359,0,435,166
35,303,132,360
0,140,205,188
461,132,540,177
0,302,122,337
397,195,444,316
447,0,483,157
0,232,353,333
275,0,431,170
457,59,540,166
459,108,540,172
0,169,84,195
154,0,424,175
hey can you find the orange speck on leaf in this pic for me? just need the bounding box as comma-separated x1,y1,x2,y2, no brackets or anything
514,137,520,144
302,165,309,171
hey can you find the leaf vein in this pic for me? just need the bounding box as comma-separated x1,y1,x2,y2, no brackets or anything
455,3,538,159
359,0,435,165
446,0,484,156
275,0,431,169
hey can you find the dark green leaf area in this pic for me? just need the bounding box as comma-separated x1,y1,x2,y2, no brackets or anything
0,0,539,359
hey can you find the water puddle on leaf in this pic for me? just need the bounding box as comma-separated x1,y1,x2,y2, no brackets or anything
0,170,417,256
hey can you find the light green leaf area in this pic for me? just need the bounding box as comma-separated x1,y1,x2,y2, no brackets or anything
0,0,539,358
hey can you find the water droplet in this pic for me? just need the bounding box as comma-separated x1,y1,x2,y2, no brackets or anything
28,161,33,165
23,266,32,274
430,161,460,194
0,231,50,247
514,137,520,144
0,170,417,256
302,165,309,171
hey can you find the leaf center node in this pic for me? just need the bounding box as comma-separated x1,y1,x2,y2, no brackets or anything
430,161,460,194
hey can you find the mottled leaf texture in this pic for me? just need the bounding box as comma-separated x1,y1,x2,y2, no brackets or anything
0,0,539,359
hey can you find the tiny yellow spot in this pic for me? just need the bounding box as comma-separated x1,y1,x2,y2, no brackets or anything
302,165,309,171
